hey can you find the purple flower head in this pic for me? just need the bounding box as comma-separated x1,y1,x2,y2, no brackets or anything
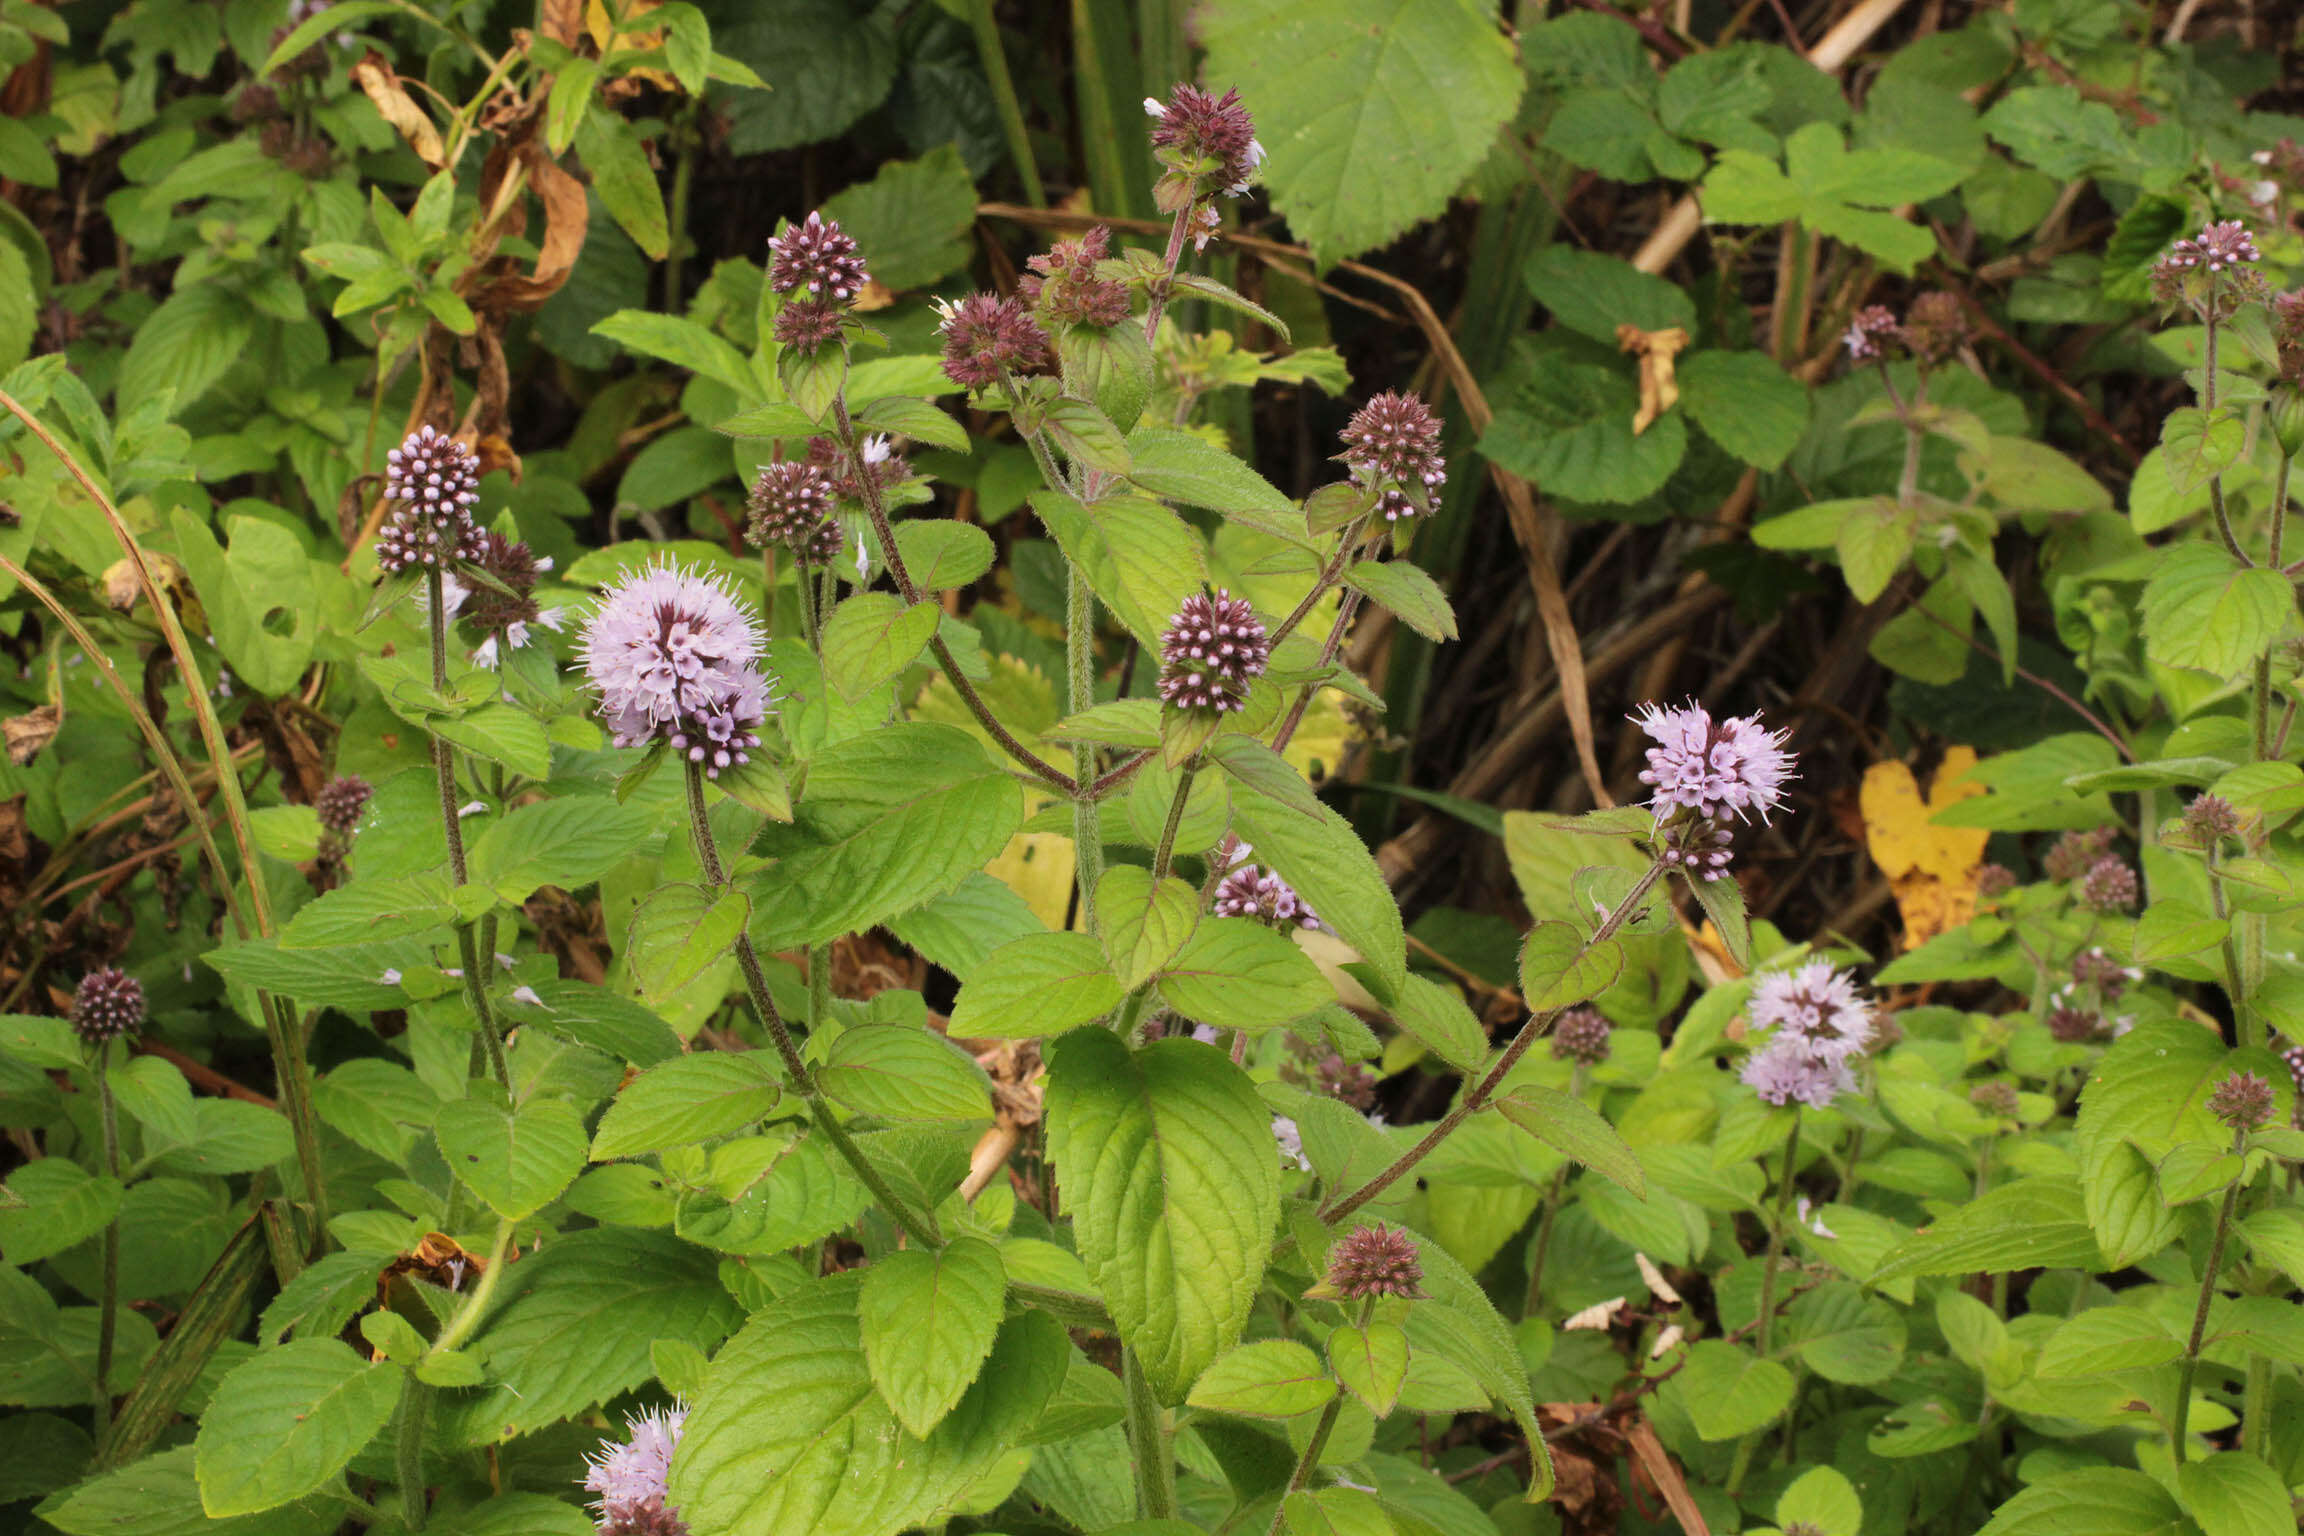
2284,1043,2304,1126
314,774,372,839
581,561,772,777
1740,1033,1853,1109
2044,826,2116,882
375,425,485,574
2071,947,2135,1000
1899,292,1969,364
1551,1007,1613,1066
1632,701,1794,826
1212,862,1317,928
1325,1223,1424,1300
1157,587,1269,713
745,461,834,552
1147,84,1262,200
2207,1069,2276,1133
936,293,1053,390
1969,1080,2020,1119
1337,391,1447,522
71,967,145,1045
767,211,868,303
1975,863,2017,898
2046,1005,2106,1044
1023,227,1132,330
773,298,844,354
1748,960,1874,1065
583,1403,689,1536
2184,793,2240,842
1842,305,1899,361
2079,856,2138,914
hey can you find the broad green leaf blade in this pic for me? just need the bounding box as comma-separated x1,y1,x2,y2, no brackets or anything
1517,921,1622,1011
1228,784,1406,995
821,1026,993,1121
1185,1338,1335,1419
950,931,1125,1039
1154,919,1332,1032
1327,1322,1408,1416
1342,560,1457,641
194,1340,403,1516
2141,543,2290,677
1199,0,1524,265
628,885,751,1004
2178,1450,2293,1536
436,1229,741,1445
41,1446,338,1536
858,1237,1008,1437
1871,1177,2100,1282
1096,867,1201,991
434,1095,587,1221
820,593,943,701
590,1053,784,1159
2033,1309,2183,1379
1046,1030,1281,1401
1674,1340,1791,1441
668,1276,1065,1536
1492,1086,1643,1196
1974,1469,2185,1536
468,796,660,903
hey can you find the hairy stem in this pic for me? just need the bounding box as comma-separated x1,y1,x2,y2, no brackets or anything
1757,1112,1803,1358
1151,762,1198,881
1521,1167,1568,1318
1143,208,1192,343
1069,566,1105,932
2204,312,2251,565
424,568,510,1089
1264,1296,1372,1536
1319,859,1668,1224
396,1380,430,1530
2171,1130,2246,1464
683,764,940,1247
1124,1347,1178,1520
93,1039,122,1460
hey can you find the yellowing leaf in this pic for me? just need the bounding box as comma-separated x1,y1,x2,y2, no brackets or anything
983,814,1078,932
1861,748,1988,948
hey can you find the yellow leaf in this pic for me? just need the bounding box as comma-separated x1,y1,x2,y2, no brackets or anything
1861,748,1989,948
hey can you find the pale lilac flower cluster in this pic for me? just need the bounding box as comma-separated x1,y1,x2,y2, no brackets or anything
1634,702,1793,824
580,562,771,777
375,425,485,574
1145,84,1263,204
1739,961,1874,1110
935,293,1053,389
767,212,867,355
1842,305,1898,361
1212,863,1317,929
583,1403,689,1536
1157,588,1269,713
71,967,145,1045
2163,220,2261,274
1336,392,1447,522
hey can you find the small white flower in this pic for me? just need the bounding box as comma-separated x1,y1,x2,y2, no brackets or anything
1143,96,1165,118
1796,1195,1836,1240
510,985,546,1009
494,953,517,970
861,434,893,466
457,800,487,818
1563,1297,1626,1331
1189,1023,1222,1045
853,529,870,583
1650,1323,1686,1359
1272,1115,1310,1172
1635,1252,1682,1305
378,968,403,986
472,636,501,669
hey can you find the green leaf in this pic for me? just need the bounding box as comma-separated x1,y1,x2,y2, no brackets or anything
893,522,995,592
1479,352,1686,506
1206,734,1326,820
119,286,255,417
1775,1467,1862,1536
504,979,684,1067
1060,325,1155,434
434,1094,587,1220
590,1053,784,1159
2131,898,2228,964
821,1026,992,1121
1328,1322,1409,1416
40,1447,336,1536
817,144,977,292
1046,1030,1281,1401
1186,1339,1334,1419
950,932,1123,1039
437,1228,740,1445
590,310,754,393
2240,1208,2304,1289
627,884,750,1005
469,795,659,903
2160,406,2246,494
0,1161,123,1266
1674,1340,1792,1440
1701,122,1961,272
1974,1470,2185,1536
169,510,314,696
1343,560,1456,641
1518,921,1622,1011
1384,974,1490,1072
1972,436,2110,513
1229,782,1407,996
1155,919,1332,1031
2142,543,2289,676
747,723,1022,949
1834,497,1914,602
1521,246,1694,343
1784,1283,1906,1385
1044,399,1131,474
1678,350,1810,470
1125,426,1304,540
667,1277,1064,1536
1493,1086,1643,1196
574,107,669,259
278,873,454,949
433,704,553,780
194,1340,403,1516
2033,1308,2183,1378
1871,1176,2100,1281
1096,867,1201,991
858,1237,1007,1437
1033,491,1209,652
1198,0,1523,265
716,1,895,154
2179,1453,2294,1536
821,593,943,700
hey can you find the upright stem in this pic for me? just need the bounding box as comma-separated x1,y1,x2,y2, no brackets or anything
2204,313,2251,565
682,764,940,1248
1151,762,1198,881
396,1381,430,1530
1068,567,1104,933
2171,1131,2245,1465
2256,452,2292,761
1757,1112,1803,1358
92,1040,122,1460
1124,1346,1177,1521
1264,1297,1372,1536
424,568,510,1089
966,0,1044,206
1521,1167,1568,1318
1142,208,1192,344
1319,860,1669,1224
2243,1353,2273,1460
809,944,833,1032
